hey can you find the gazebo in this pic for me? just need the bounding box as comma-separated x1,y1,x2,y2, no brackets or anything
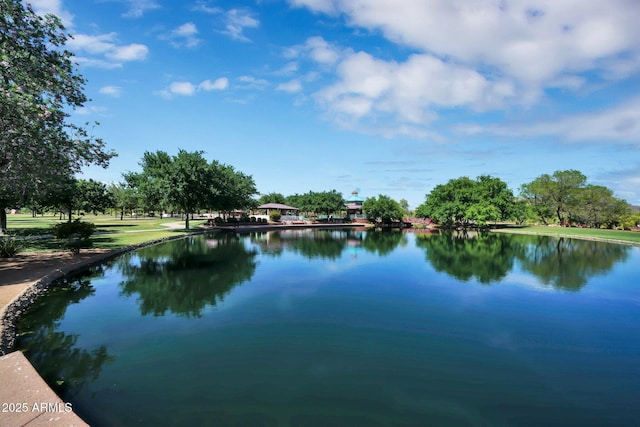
345,190,364,218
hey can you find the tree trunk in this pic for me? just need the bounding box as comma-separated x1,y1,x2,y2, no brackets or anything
0,204,7,234
185,209,190,230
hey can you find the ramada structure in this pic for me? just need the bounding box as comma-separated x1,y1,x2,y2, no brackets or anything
345,190,367,222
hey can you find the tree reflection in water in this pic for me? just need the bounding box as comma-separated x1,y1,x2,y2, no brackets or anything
16,268,114,396
416,231,630,290
415,230,520,284
117,233,258,317
249,229,408,259
514,235,630,291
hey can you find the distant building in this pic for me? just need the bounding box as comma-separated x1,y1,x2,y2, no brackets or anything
345,190,366,222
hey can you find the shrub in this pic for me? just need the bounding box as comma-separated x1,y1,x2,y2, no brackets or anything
269,210,282,222
227,217,238,223
213,217,224,224
0,234,23,258
250,216,257,222
239,214,250,223
51,219,96,254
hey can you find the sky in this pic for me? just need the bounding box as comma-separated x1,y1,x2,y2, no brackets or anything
30,0,640,208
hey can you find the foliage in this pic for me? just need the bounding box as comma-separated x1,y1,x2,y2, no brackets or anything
520,170,629,227
117,235,258,317
286,190,345,216
620,212,640,230
75,179,113,215
0,0,115,233
0,233,23,257
415,175,514,227
362,194,405,224
51,219,96,253
209,161,257,215
269,210,282,222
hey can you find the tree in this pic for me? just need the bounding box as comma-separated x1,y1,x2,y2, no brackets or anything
209,162,257,216
362,194,405,224
415,176,514,227
314,190,345,217
1,0,115,233
574,185,629,228
521,170,586,225
166,150,212,230
109,182,139,220
76,179,112,215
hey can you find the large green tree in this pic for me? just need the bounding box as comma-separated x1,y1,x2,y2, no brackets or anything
362,194,405,224
520,170,586,225
1,0,115,233
209,162,257,216
415,176,514,227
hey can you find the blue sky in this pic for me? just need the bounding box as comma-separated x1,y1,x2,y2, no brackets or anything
32,0,640,208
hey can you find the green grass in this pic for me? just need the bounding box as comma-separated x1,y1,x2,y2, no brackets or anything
493,225,640,245
3,214,210,253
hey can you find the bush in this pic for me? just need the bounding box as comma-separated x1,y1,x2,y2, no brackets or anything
250,217,257,222
239,214,250,223
269,210,282,222
213,217,224,224
0,234,24,258
227,217,238,223
51,219,96,254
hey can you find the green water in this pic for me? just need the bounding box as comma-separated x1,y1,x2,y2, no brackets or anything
14,230,640,426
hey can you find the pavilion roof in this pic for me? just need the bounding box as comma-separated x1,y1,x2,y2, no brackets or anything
257,203,300,211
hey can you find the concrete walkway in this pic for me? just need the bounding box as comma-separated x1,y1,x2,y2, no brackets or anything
0,352,88,426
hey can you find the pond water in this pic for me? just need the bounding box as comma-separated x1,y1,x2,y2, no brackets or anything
15,229,640,426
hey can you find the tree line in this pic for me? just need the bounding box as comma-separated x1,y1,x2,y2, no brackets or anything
414,170,637,229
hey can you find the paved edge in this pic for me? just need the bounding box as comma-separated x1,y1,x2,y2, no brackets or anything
0,351,89,426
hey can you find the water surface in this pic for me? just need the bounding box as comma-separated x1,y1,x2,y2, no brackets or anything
16,230,640,426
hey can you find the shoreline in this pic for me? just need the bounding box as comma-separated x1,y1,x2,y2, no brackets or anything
489,227,640,247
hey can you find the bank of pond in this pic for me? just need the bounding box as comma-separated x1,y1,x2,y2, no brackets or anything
15,229,640,426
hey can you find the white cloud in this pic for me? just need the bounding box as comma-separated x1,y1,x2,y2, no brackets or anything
236,76,269,90
222,9,260,41
68,33,148,67
99,86,122,97
289,0,640,88
194,4,259,42
457,96,640,144
199,78,229,91
315,49,514,129
192,0,222,15
29,0,74,27
120,0,161,18
157,78,229,98
283,1,640,140
277,79,302,93
286,37,341,65
164,22,202,49
105,44,149,61
169,81,196,96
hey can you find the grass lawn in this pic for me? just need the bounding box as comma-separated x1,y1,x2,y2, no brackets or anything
493,225,640,245
3,213,210,253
